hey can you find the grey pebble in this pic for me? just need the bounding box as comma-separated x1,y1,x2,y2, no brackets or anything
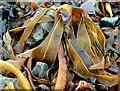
0,77,17,89
32,62,48,78
26,8,55,47
38,84,50,89
101,17,119,27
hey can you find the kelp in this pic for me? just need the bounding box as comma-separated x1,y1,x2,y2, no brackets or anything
105,3,113,17
55,4,89,23
89,56,110,70
1,2,119,90
55,42,67,89
13,8,49,54
0,60,32,89
32,15,64,66
65,36,118,87
75,80,92,90
1,81,16,89
3,31,15,59
95,2,113,17
22,57,37,91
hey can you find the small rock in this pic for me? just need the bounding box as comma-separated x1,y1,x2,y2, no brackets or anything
0,77,17,89
0,40,2,59
88,77,97,85
26,8,55,47
38,84,50,89
32,8,44,18
32,62,48,78
33,8,55,18
40,22,54,32
1,51,11,60
26,21,54,47
23,71,27,77
26,23,46,47
70,1,79,7
1,44,11,60
100,17,119,27
37,2,44,6
0,10,6,37
46,9,56,18
3,3,10,9
33,8,55,19
54,2,61,7
2,3,14,21
60,9,70,24
81,0,96,15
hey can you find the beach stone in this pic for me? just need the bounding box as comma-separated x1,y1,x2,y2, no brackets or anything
0,40,2,60
1,44,11,60
0,77,17,89
26,23,47,47
26,21,54,47
26,8,55,47
101,17,118,27
32,62,48,78
33,8,55,19
81,0,96,15
46,9,56,18
38,84,50,89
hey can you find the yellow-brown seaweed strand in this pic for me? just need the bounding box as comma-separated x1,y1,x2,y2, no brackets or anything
0,60,32,89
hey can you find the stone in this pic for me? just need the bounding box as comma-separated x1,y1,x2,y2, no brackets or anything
26,23,46,47
0,10,6,37
38,84,50,89
88,77,109,90
26,21,54,47
26,8,55,47
23,71,27,77
33,8,55,19
32,62,48,78
0,40,2,59
54,2,61,7
88,77,97,85
46,9,56,18
100,17,119,27
40,22,54,32
32,8,44,18
2,3,14,21
81,0,96,15
0,77,17,89
70,1,79,7
1,44,11,60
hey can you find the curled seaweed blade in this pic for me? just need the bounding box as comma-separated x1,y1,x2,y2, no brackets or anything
0,60,32,89
3,31,15,59
83,16,105,56
105,3,113,17
65,36,118,87
55,4,89,22
32,16,64,66
55,42,67,89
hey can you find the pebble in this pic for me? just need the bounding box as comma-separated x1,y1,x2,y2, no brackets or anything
32,62,48,78
38,84,50,89
81,0,96,15
0,40,2,59
100,17,119,27
26,8,55,47
0,77,17,89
